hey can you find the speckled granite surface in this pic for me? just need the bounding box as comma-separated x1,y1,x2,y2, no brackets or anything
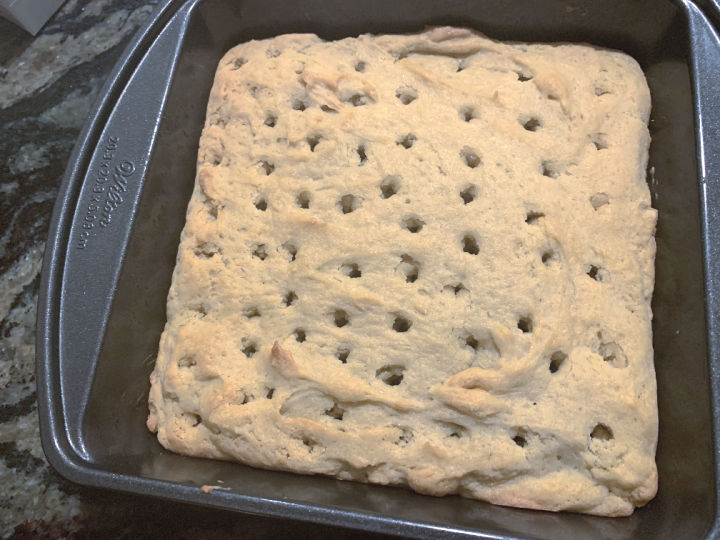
0,2,387,538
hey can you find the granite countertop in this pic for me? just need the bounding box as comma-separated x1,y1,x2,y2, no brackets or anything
0,2,384,538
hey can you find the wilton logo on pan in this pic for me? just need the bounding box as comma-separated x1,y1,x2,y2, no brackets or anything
77,135,135,250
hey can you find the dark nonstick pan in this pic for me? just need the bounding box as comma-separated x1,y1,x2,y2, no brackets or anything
36,1,720,538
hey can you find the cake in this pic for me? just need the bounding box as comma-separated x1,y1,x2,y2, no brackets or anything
147,27,658,516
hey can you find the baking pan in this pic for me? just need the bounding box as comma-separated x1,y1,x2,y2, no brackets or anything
36,0,720,538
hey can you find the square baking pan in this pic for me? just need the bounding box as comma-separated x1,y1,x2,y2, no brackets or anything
36,0,720,538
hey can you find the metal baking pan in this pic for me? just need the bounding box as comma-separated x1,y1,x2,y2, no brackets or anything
36,1,720,538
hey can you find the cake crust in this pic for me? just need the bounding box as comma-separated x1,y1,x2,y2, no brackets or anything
147,27,658,517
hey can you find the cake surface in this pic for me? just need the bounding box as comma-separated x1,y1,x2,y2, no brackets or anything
147,27,658,516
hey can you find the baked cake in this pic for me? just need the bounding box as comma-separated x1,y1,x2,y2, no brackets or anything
147,27,658,516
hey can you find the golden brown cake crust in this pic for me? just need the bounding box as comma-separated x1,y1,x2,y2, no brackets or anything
147,27,657,516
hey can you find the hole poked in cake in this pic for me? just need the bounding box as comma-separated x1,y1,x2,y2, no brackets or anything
459,106,476,122
354,60,367,72
293,328,306,342
252,243,268,260
460,184,477,204
258,160,275,175
296,191,310,209
203,197,221,220
396,86,418,105
248,85,264,99
512,433,527,448
380,175,400,199
266,388,275,399
540,237,562,266
402,216,425,233
229,57,247,70
590,192,609,210
292,97,309,111
183,412,202,427
521,116,542,132
264,112,277,127
549,351,568,373
376,364,405,386
517,315,534,333
324,401,345,420
321,105,338,113
333,309,350,327
599,340,628,368
397,254,420,283
395,426,414,446
586,264,604,281
457,329,499,356
282,242,298,262
392,314,412,333
283,291,298,306
343,91,373,107
340,262,362,278
280,390,339,434
177,355,196,368
254,196,268,211
194,242,221,259
397,133,417,149
594,86,611,96
541,161,559,178
301,436,320,453
243,306,261,319
241,339,258,358
443,283,468,296
541,248,558,265
307,134,323,152
437,421,468,439
590,133,609,150
338,194,361,214
590,423,614,441
460,146,481,168
357,144,368,165
516,71,533,82
207,150,222,167
336,347,351,363
464,333,480,351
462,234,479,255
526,210,545,224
